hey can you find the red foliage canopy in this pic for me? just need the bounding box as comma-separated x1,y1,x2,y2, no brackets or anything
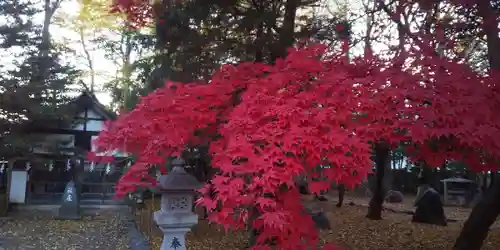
94,41,500,249
94,1,500,249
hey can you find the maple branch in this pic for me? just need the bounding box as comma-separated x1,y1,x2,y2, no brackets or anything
375,0,439,57
361,0,375,56
79,29,95,92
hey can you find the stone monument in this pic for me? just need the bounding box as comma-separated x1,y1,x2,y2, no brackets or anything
304,207,331,229
56,180,80,220
154,157,203,250
385,190,404,203
412,184,447,226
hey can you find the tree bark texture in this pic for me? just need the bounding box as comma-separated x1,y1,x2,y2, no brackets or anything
453,179,500,250
453,0,500,249
336,184,345,207
366,143,390,220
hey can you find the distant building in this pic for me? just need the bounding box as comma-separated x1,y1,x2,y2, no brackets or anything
1,91,127,205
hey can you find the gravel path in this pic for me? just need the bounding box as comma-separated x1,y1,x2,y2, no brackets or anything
0,210,130,250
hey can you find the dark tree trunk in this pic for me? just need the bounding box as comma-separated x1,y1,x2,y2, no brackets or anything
336,184,345,207
366,143,390,220
453,179,500,250
247,205,260,247
489,171,495,188
478,0,500,71
453,0,500,248
271,0,297,60
482,173,488,192
254,22,264,63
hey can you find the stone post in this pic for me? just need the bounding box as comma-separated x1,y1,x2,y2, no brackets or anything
56,180,80,220
154,158,203,250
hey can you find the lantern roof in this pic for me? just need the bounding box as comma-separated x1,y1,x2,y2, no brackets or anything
158,158,203,192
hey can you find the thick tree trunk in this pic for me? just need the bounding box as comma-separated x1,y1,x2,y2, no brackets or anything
453,0,500,248
366,143,390,220
272,0,297,60
453,179,500,250
41,0,52,58
478,0,500,71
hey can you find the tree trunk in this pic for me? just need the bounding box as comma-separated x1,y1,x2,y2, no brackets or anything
383,152,393,193
366,143,390,220
336,184,345,207
453,0,500,248
272,0,297,60
481,172,488,192
79,29,95,92
34,0,56,102
489,172,495,188
477,0,500,71
120,26,133,110
453,179,500,250
247,205,259,247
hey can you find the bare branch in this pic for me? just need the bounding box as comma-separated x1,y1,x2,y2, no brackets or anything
79,28,95,92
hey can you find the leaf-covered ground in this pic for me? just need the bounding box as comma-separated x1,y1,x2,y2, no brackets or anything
137,196,500,250
0,210,130,250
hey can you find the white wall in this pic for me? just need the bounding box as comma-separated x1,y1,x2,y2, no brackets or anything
9,170,27,203
72,108,105,132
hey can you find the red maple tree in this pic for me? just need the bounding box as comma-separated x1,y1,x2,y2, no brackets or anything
93,0,500,249
93,41,500,249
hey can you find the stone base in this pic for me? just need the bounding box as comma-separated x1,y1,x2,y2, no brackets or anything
154,211,198,250
56,206,81,220
160,230,188,250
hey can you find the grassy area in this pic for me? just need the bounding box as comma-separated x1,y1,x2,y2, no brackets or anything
136,197,500,250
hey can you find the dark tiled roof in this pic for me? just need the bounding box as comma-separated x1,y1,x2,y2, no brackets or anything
71,91,116,120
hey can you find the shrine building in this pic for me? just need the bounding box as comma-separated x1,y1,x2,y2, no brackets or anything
0,91,128,207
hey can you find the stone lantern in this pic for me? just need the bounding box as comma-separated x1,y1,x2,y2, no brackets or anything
154,157,203,250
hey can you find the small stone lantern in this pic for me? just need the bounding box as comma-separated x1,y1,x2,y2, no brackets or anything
154,157,203,250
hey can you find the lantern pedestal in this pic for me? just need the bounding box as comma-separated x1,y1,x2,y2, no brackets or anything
154,211,198,250
153,157,203,250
